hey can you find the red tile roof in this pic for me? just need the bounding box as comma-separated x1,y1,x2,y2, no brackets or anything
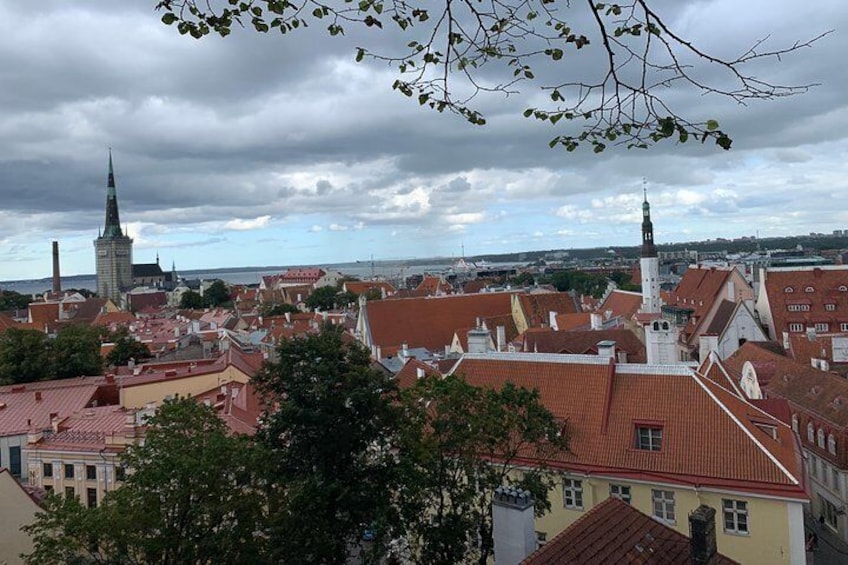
553,313,591,331
517,329,647,363
523,497,738,565
194,380,265,435
451,353,805,498
722,342,848,429
597,290,642,320
416,275,453,296
517,292,579,328
364,292,517,351
0,382,102,437
761,266,848,338
394,358,443,391
344,281,397,296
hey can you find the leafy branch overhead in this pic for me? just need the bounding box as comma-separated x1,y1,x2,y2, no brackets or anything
156,0,826,152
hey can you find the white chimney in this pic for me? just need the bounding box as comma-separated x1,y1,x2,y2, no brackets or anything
548,311,558,329
590,312,603,330
597,340,616,359
492,487,536,565
467,327,491,354
416,367,426,379
496,326,506,352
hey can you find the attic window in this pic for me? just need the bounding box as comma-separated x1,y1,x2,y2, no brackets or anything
635,425,663,451
784,287,794,293
829,434,837,455
754,422,778,440
806,286,815,293
817,428,826,449
807,422,815,443
840,286,848,292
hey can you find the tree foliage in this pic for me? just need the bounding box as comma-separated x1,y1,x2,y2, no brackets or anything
542,269,609,298
51,324,103,379
106,327,152,367
203,280,232,307
397,374,568,564
0,328,52,385
0,324,103,385
253,324,402,564
179,289,205,309
155,0,826,153
23,398,268,565
304,284,343,311
0,289,31,310
22,326,569,564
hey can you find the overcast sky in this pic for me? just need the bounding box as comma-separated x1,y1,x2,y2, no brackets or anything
0,0,845,280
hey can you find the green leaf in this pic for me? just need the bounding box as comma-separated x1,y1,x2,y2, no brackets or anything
161,13,178,25
706,119,719,131
356,48,365,62
523,108,534,118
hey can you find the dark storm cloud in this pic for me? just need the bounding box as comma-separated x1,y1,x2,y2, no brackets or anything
0,0,845,267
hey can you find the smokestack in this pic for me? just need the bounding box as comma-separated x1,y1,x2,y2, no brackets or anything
52,241,61,293
492,487,536,565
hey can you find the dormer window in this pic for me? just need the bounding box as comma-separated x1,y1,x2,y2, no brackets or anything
840,286,848,292
829,434,837,455
806,286,815,293
826,304,837,312
808,422,815,443
784,287,794,293
636,425,663,451
818,428,826,449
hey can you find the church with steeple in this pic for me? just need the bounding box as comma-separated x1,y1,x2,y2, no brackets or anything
94,151,134,303
639,182,662,315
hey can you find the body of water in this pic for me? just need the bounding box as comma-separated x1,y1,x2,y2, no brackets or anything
0,262,469,297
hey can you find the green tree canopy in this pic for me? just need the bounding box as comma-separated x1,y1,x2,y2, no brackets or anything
106,327,152,367
0,289,31,310
23,397,268,565
0,328,51,385
202,280,231,307
253,324,402,564
179,289,204,309
51,324,103,379
397,374,568,564
304,284,340,311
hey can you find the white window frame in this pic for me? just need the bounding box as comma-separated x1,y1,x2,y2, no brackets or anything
829,434,837,455
818,428,826,449
790,323,804,333
815,323,829,332
792,414,799,433
841,323,848,332
610,484,632,504
826,303,837,312
563,478,583,510
722,499,749,535
652,489,676,524
636,426,663,451
808,422,815,443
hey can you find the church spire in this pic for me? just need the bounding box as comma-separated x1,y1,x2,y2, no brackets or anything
103,149,124,239
641,178,657,258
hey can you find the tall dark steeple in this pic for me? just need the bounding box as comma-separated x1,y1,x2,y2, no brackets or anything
103,149,124,238
641,180,657,258
94,150,134,304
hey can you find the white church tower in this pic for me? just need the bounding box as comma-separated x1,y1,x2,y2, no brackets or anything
639,182,662,315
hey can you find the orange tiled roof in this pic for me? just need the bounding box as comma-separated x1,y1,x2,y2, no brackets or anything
517,328,646,363
364,292,516,351
394,358,443,391
344,281,396,296
554,312,591,331
416,275,453,296
522,497,738,565
762,266,848,338
517,292,579,328
722,341,848,429
451,353,805,498
597,290,642,320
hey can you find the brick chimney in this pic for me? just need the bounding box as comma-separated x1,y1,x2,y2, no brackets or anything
689,505,718,565
52,240,61,293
